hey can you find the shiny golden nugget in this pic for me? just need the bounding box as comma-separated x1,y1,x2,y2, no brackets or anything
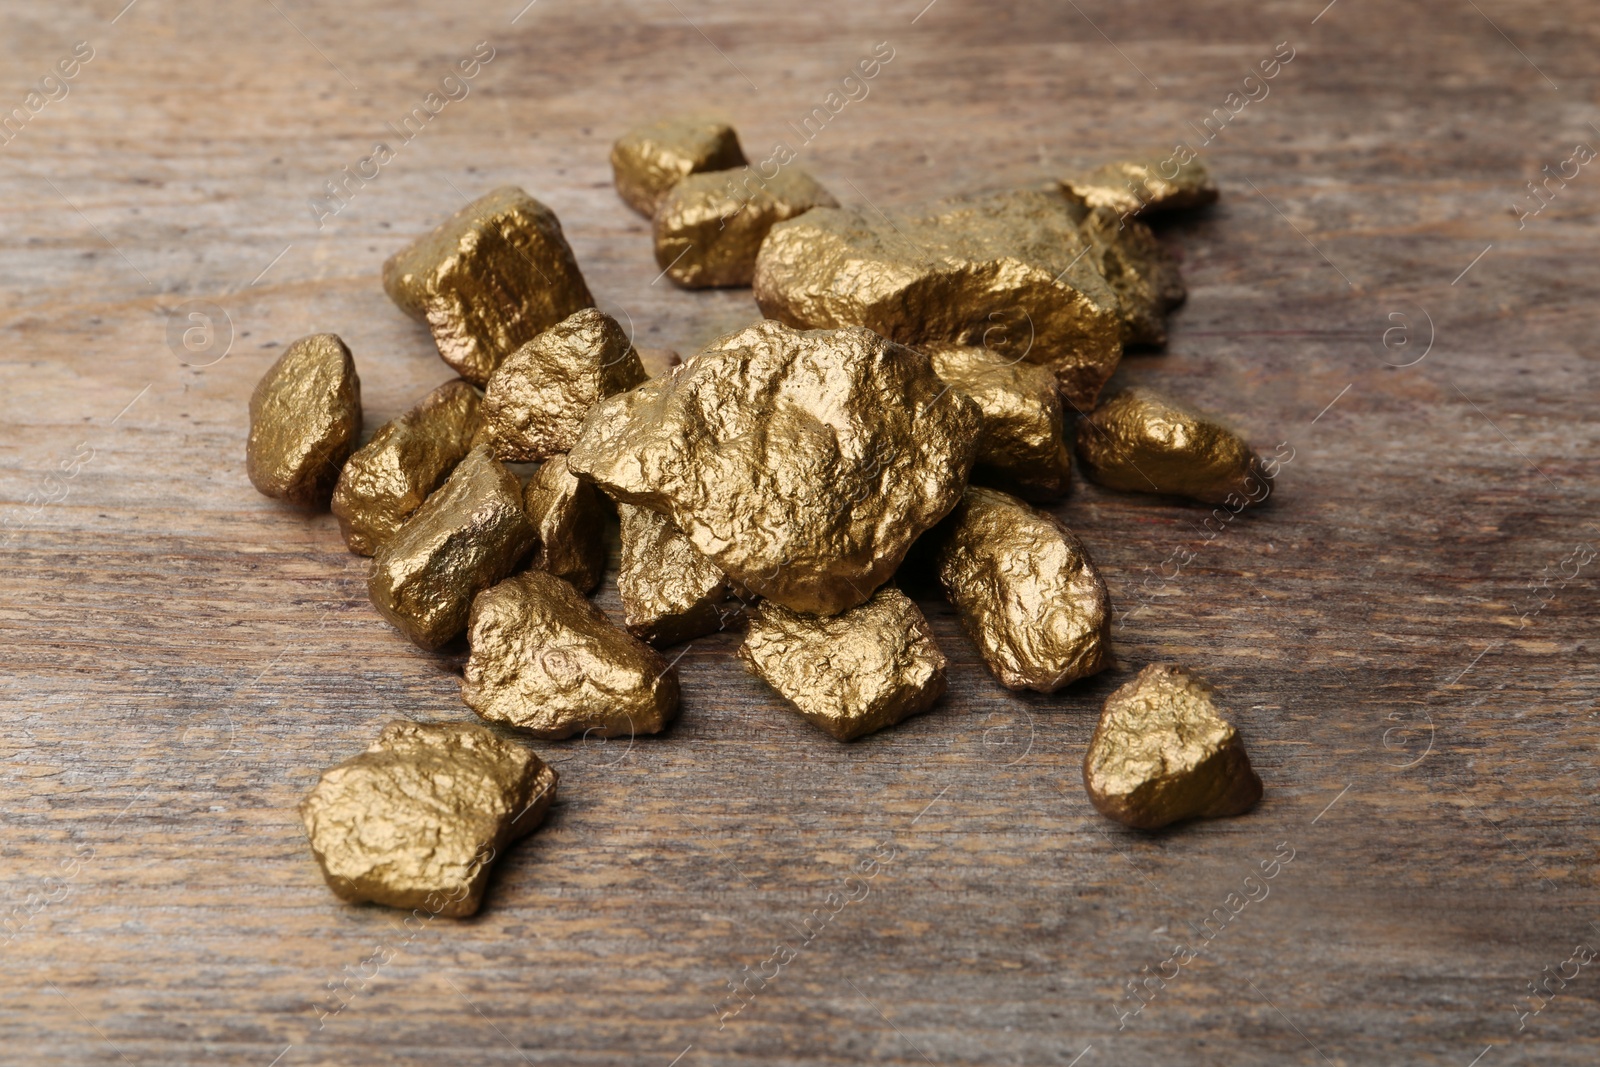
617,503,733,647
1065,156,1219,218
331,378,482,555
481,308,647,462
524,455,607,594
300,720,557,917
1076,387,1272,506
246,333,362,507
654,167,838,289
610,116,747,217
925,342,1072,502
568,321,982,616
1075,204,1186,348
367,446,535,649
382,186,595,386
936,487,1112,692
753,186,1123,408
461,569,680,739
740,587,946,742
1082,664,1263,830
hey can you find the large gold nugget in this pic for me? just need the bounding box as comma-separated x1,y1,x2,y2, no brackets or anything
568,321,983,616
461,569,680,739
1065,157,1219,218
739,587,946,742
753,186,1124,408
617,503,732,647
654,167,838,289
300,720,557,917
481,308,647,462
1077,387,1272,505
367,446,535,649
936,487,1112,692
1076,204,1186,347
1082,664,1263,830
246,333,362,507
331,379,482,555
610,116,747,217
925,342,1072,502
382,186,595,386
524,455,607,594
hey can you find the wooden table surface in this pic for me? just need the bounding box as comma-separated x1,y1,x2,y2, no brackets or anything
3,1,1597,1064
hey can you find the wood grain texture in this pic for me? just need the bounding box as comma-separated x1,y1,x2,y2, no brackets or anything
2,1,1597,1064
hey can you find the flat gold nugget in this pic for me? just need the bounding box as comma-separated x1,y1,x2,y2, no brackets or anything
382,186,594,386
740,587,946,741
654,167,838,288
524,455,607,594
925,342,1072,502
1082,664,1263,830
1076,387,1272,505
461,569,680,739
246,333,362,507
936,487,1112,692
611,116,747,217
1064,157,1219,218
300,720,557,917
367,446,535,649
1076,204,1186,348
617,503,734,647
331,378,482,555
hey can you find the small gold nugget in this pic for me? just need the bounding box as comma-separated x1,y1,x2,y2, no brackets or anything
481,308,647,461
654,167,838,289
246,333,362,507
367,446,535,649
740,587,946,742
331,378,482,555
568,321,982,616
300,720,557,917
936,487,1112,692
1075,204,1186,348
1082,664,1263,830
382,186,594,386
925,342,1073,502
617,503,734,647
461,569,680,739
611,116,747,217
1065,156,1219,218
754,186,1124,408
1077,387,1272,505
524,455,607,594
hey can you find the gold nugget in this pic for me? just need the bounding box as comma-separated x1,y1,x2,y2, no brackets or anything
936,487,1112,692
462,569,680,739
1065,156,1219,218
654,167,838,288
740,587,946,741
1076,387,1272,505
300,720,557,917
925,342,1072,502
617,503,734,646
1075,204,1186,348
611,116,747,217
524,455,607,594
246,333,362,508
331,378,482,555
568,320,982,616
1082,664,1263,829
367,445,535,649
382,186,594,386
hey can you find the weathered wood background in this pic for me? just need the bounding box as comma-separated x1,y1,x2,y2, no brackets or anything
2,0,1597,1064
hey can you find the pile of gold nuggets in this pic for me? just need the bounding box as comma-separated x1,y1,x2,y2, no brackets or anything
248,116,1271,917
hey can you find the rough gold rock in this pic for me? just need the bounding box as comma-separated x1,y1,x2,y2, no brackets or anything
299,720,557,917
739,587,946,741
524,455,607,594
331,378,482,555
1076,387,1272,505
935,487,1112,692
1076,204,1186,347
481,308,648,462
1082,664,1263,830
925,342,1072,502
568,320,983,616
246,333,362,507
654,167,839,289
367,446,535,649
617,503,734,646
610,116,747,217
382,186,595,386
1065,156,1219,218
461,569,680,739
753,186,1124,408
